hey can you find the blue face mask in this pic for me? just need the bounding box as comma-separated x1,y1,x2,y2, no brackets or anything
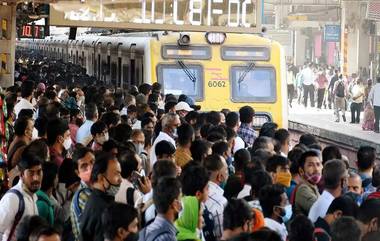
277,205,292,223
219,180,227,189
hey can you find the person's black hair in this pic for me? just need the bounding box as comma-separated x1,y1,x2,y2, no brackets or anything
259,184,285,217
357,146,377,171
251,136,273,153
323,159,347,189
247,170,273,198
331,216,361,241
24,139,49,162
274,128,290,146
322,145,342,165
60,107,70,117
288,147,306,175
16,215,48,241
72,144,93,169
226,112,239,129
249,228,282,241
212,141,229,157
152,82,162,93
251,148,273,167
309,143,322,151
118,150,138,179
206,111,221,126
223,198,253,230
45,102,61,120
29,226,60,241
326,195,359,217
299,133,318,147
155,140,176,157
259,122,278,138
102,202,138,240
14,117,31,137
177,123,194,146
18,148,43,172
180,162,209,196
298,150,320,170
224,174,244,201
40,162,58,192
226,128,237,142
21,80,34,98
18,109,34,119
204,154,224,173
190,139,212,162
58,158,80,187
112,123,132,144
46,118,69,146
372,165,380,187
266,155,289,173
138,83,152,95
288,215,315,241
148,93,159,104
207,132,225,143
239,106,255,124
90,121,107,136
85,103,98,120
34,116,48,138
151,160,177,187
234,149,251,172
141,117,155,128
153,176,181,214
358,199,380,227
164,101,177,113
200,123,213,139
101,112,120,128
90,152,115,183
185,111,199,124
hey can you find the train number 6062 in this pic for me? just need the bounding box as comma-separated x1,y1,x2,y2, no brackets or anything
208,81,226,88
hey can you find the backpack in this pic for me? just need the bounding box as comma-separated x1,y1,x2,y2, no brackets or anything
138,225,171,241
202,206,217,241
336,81,345,97
6,189,25,241
314,227,331,241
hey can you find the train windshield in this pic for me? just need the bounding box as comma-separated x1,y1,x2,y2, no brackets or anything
231,66,276,103
157,63,203,100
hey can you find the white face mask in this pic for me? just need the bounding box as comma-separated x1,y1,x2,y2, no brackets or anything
134,143,144,155
63,137,72,150
32,128,39,141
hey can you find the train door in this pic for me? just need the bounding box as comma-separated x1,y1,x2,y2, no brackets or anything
117,43,123,88
129,44,136,87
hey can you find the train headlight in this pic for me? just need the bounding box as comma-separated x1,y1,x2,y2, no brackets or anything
178,34,191,46
206,32,226,44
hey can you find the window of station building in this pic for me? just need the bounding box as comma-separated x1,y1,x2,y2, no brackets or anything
162,45,211,60
157,63,203,101
111,62,117,81
221,46,270,61
230,66,276,103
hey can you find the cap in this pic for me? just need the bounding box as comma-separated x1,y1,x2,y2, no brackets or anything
175,101,193,112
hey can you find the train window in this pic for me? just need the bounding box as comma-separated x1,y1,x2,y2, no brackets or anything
111,63,117,82
230,65,276,103
162,45,211,60
157,63,203,101
221,46,270,61
122,64,129,88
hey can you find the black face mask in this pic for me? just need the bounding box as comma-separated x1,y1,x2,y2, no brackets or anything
124,232,139,241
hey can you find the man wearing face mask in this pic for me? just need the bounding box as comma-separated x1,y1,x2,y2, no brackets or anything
90,121,109,152
293,151,323,216
0,151,43,241
308,159,348,223
102,203,139,241
266,155,292,188
150,113,180,167
47,119,72,167
69,109,84,145
139,177,182,241
70,146,95,241
80,152,122,241
131,130,149,175
204,154,229,239
259,184,289,241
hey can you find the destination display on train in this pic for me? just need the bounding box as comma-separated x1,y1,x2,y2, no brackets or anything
50,0,262,33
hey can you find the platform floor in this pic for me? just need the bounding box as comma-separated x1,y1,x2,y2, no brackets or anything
288,102,380,146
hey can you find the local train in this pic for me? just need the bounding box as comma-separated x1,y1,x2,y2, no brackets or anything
17,31,288,128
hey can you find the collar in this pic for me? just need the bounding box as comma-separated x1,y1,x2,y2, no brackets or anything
264,217,286,230
209,181,224,195
240,123,252,128
321,190,335,200
155,215,178,235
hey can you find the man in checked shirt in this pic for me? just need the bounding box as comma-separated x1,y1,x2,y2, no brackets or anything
237,106,257,148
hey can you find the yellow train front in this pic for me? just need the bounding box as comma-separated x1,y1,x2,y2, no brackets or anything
149,32,288,128
18,31,288,128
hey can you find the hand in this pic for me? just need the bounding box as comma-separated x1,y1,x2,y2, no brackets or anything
176,165,182,176
138,176,152,194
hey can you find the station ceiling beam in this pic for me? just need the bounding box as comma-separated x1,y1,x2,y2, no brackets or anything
264,0,340,6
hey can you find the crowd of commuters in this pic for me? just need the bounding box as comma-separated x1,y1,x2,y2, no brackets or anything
286,63,380,132
0,53,379,241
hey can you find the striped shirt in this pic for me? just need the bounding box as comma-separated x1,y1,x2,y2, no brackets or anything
144,215,177,241
204,181,228,239
70,182,92,241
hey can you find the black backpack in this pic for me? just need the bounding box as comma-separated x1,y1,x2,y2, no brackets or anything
202,206,217,241
336,81,345,97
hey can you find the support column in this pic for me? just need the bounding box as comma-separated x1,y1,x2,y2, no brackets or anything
0,4,16,88
294,29,307,66
341,1,370,76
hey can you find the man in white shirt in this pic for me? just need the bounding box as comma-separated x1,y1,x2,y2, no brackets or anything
76,103,98,145
301,63,315,108
0,151,43,241
225,112,245,153
369,77,380,133
150,113,180,167
14,80,35,119
308,159,348,222
259,184,289,241
204,154,229,239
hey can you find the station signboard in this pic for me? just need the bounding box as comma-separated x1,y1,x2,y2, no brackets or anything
49,0,262,33
324,25,340,42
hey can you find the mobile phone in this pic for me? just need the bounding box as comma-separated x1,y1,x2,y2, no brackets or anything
131,171,143,187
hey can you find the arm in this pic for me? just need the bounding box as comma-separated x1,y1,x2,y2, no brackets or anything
0,193,19,240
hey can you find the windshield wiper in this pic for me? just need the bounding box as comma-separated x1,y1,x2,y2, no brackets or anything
178,60,196,84
238,62,255,90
